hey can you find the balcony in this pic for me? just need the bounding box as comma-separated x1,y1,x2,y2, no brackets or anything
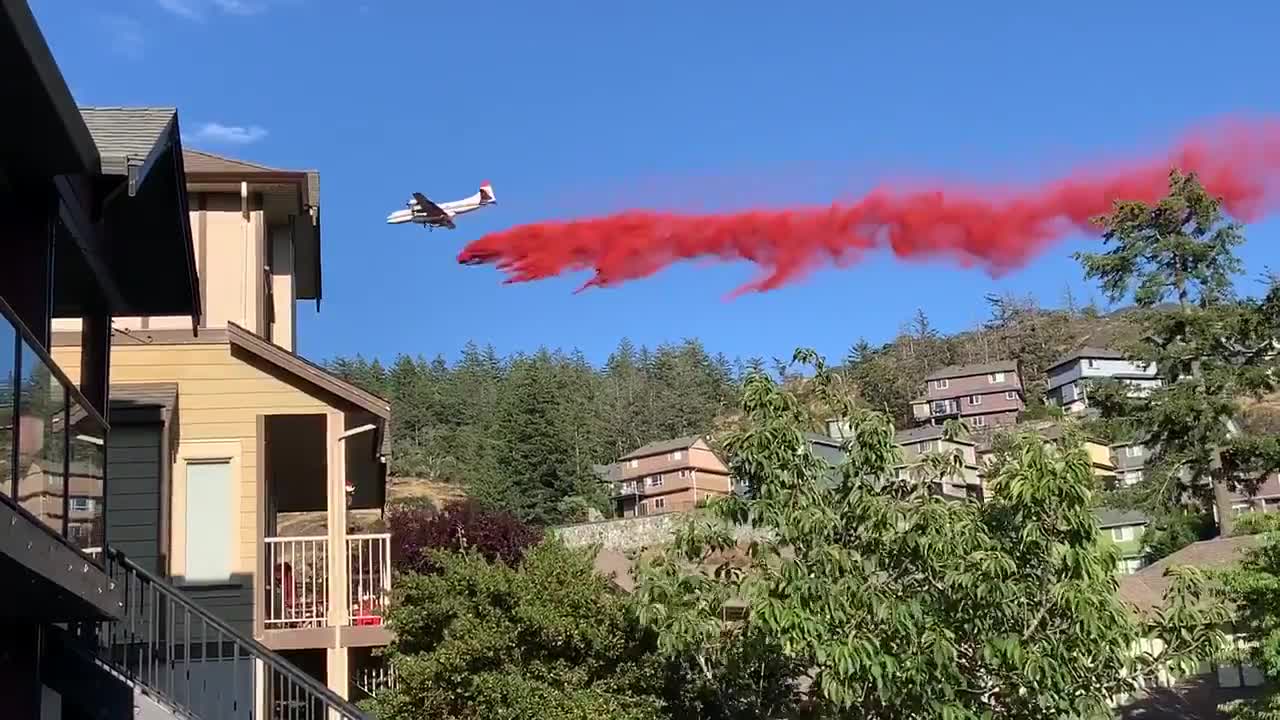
264,533,392,629
1,297,106,558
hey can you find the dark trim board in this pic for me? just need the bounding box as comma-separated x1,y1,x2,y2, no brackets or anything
0,497,123,620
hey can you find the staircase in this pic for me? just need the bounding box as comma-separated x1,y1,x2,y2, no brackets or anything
68,548,370,720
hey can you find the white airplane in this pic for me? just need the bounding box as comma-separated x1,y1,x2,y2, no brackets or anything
386,181,496,230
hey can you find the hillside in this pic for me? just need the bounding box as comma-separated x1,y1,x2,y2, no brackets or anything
325,293,1169,522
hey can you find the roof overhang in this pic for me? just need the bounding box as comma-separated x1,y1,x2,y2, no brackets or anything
226,321,390,420
78,110,201,323
186,168,323,306
0,1,100,181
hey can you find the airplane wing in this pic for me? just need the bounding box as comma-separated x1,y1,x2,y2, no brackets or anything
411,192,450,220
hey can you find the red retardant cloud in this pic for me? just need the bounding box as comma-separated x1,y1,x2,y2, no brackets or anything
457,117,1280,297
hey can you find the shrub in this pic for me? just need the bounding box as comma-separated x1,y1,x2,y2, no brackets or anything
387,498,543,575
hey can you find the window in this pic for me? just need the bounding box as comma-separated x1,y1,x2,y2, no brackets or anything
919,440,938,453
185,459,234,583
669,450,683,461
968,395,982,406
628,459,639,469
988,372,1005,383
647,474,663,487
678,469,692,479
1111,526,1135,543
1005,391,1017,400
1086,358,1098,368
70,497,93,512
652,497,666,510
1117,557,1145,575
1125,445,1145,458
972,416,986,427
933,379,949,390
1123,470,1143,486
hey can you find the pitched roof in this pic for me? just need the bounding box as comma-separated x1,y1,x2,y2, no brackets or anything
79,107,177,176
1095,508,1149,528
618,436,704,461
1047,346,1127,371
1117,534,1261,613
225,322,390,420
183,148,293,176
924,360,1018,382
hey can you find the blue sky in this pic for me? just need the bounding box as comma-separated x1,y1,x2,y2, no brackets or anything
33,1,1280,367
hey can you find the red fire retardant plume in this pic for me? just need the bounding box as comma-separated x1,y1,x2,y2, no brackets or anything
457,117,1280,297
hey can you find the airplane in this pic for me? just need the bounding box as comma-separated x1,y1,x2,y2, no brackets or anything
386,181,496,230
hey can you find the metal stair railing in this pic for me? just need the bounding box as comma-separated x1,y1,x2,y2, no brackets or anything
77,547,370,720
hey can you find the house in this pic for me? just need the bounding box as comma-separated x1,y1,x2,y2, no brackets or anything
1116,535,1270,718
809,421,983,499
910,360,1024,429
610,436,732,517
50,143,393,703
0,3,218,715
1096,508,1150,575
1045,346,1160,414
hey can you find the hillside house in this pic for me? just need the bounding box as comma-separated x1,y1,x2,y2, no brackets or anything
610,436,733,517
1045,346,1160,414
1097,508,1150,575
911,360,1025,429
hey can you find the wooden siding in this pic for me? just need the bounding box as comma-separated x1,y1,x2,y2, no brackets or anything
51,341,341,580
104,424,163,576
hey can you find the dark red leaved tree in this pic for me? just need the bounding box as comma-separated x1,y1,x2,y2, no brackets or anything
387,499,543,575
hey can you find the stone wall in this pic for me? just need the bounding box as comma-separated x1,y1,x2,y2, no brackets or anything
554,513,767,551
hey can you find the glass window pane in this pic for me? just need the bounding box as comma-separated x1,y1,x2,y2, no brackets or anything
185,460,233,582
69,400,106,554
16,341,68,535
0,315,13,499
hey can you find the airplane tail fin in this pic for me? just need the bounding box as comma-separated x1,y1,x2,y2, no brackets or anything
479,181,495,204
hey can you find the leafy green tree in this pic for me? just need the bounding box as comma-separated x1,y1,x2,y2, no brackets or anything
371,540,670,720
1216,531,1280,719
1075,169,1280,537
636,349,1223,719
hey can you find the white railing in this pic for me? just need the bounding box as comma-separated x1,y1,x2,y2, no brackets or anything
347,533,391,626
265,535,330,628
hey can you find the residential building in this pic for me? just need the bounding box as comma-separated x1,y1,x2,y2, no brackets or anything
1097,509,1150,575
1111,440,1151,488
0,4,218,715
810,421,983,499
1045,346,1160,414
1116,535,1270,717
611,437,732,517
910,360,1024,429
50,142,393,702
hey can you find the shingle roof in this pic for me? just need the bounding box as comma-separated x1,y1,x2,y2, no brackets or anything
109,382,178,413
1095,508,1149,528
1047,346,1127,371
79,107,177,176
618,436,704,461
1117,534,1261,613
183,148,290,175
895,425,950,445
924,360,1018,382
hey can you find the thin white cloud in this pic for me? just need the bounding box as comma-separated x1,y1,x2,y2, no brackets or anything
156,0,270,20
156,0,204,20
193,122,269,145
212,0,267,15
101,14,145,60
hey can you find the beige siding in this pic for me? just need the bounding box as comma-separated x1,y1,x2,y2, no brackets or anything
52,341,335,575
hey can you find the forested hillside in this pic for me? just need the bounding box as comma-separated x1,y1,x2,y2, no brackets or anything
325,292,1150,524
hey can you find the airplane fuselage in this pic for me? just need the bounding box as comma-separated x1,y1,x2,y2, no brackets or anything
386,190,494,227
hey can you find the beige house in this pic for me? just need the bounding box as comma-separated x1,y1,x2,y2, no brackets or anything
51,145,392,700
610,437,733,517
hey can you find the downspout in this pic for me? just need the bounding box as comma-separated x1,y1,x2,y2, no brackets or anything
241,181,249,327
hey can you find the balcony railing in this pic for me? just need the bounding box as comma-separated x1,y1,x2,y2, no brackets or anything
347,533,391,626
265,533,391,629
0,296,107,559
